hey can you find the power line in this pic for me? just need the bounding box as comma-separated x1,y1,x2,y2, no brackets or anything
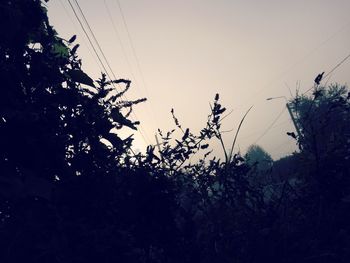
114,0,150,97
59,0,103,72
325,53,350,77
80,3,152,147
103,0,137,87
253,107,287,145
269,137,295,153
240,118,291,142
67,0,111,80
67,0,152,145
303,52,350,95
73,0,121,90
73,0,152,146
235,20,350,110
112,0,160,135
241,22,350,148
323,73,333,87
103,0,159,132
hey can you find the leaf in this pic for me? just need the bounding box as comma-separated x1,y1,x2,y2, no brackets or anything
105,133,123,148
286,131,297,140
175,139,183,146
68,35,77,43
111,108,137,130
71,44,80,54
40,5,48,14
67,69,95,88
123,135,134,147
51,42,69,58
204,150,213,158
218,107,226,114
200,144,209,149
182,128,189,140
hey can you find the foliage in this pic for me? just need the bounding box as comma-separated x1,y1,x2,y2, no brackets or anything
0,0,144,194
271,153,300,181
1,1,350,263
245,144,273,171
290,85,350,200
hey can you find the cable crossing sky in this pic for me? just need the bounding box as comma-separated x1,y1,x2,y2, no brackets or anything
67,0,152,146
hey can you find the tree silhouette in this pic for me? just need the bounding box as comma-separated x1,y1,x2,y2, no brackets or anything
290,85,350,201
245,145,272,171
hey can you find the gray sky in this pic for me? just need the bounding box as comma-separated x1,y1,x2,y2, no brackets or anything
47,0,350,160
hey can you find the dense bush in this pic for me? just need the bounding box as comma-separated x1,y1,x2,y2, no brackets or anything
1,1,350,263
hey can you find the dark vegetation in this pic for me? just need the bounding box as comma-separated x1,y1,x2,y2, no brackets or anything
1,1,350,262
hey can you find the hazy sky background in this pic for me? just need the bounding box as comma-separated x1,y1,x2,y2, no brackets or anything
47,0,350,160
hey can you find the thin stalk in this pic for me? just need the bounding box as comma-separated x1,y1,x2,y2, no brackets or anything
228,105,253,163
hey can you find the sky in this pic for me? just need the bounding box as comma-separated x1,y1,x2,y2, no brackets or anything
47,0,350,160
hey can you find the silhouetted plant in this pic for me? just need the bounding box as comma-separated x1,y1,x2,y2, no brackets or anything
290,84,350,200
2,1,350,263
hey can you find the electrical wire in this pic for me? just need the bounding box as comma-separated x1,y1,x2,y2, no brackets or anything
325,53,350,77
269,137,295,153
103,0,137,87
73,0,152,146
253,107,287,145
235,20,350,110
61,0,141,154
114,0,150,97
303,52,350,95
103,0,159,133
112,0,161,138
67,0,111,80
58,0,103,72
67,0,152,145
73,0,121,90
240,118,291,142
244,23,350,152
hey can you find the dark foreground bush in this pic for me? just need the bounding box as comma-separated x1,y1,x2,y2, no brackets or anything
1,1,350,263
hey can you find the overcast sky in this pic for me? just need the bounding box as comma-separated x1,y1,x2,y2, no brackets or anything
47,0,350,160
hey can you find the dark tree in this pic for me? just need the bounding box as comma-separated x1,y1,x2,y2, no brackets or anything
290,85,350,201
244,145,273,171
